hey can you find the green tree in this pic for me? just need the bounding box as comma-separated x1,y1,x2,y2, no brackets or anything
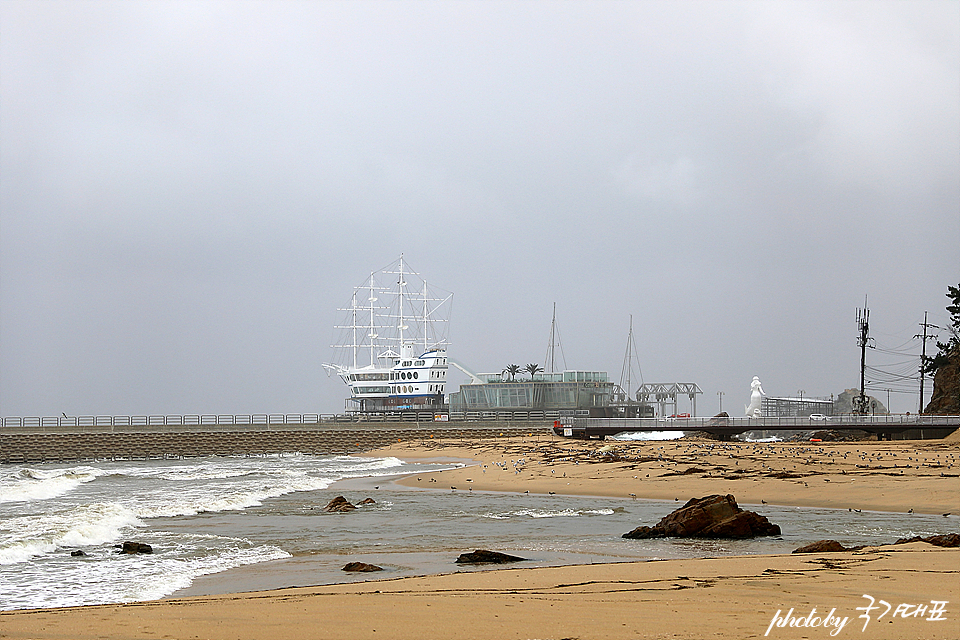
525,363,543,380
503,364,521,382
923,283,960,375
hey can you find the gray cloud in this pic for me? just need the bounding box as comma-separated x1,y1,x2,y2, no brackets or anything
2,0,957,417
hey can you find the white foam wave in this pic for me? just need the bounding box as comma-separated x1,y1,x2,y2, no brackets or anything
0,502,142,565
0,466,103,503
0,533,291,610
611,431,685,441
483,508,616,519
131,475,337,518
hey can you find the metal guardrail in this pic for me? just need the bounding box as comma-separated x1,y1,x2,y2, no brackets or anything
1,414,330,429
574,414,960,430
7,412,956,432
0,410,563,432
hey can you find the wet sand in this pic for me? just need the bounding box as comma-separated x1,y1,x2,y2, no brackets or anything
2,434,958,639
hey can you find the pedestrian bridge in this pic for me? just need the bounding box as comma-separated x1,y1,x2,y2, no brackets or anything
556,414,960,441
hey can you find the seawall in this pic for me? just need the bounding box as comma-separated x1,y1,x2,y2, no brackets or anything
0,423,554,464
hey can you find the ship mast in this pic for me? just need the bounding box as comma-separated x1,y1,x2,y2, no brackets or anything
366,271,378,367
397,254,406,350
422,279,429,354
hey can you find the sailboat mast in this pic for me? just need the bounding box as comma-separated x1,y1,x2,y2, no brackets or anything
546,303,557,373
625,315,633,395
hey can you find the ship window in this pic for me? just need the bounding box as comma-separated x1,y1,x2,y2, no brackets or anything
413,371,418,379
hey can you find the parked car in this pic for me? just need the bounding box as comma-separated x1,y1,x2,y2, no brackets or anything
809,414,827,420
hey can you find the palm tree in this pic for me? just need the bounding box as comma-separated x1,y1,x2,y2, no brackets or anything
525,363,543,380
504,364,521,382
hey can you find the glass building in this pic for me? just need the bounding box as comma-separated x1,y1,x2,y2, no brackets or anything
448,371,614,414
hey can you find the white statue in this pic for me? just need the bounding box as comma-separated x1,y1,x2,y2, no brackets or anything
745,376,764,418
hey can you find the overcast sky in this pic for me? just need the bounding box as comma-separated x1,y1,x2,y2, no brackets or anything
2,0,957,418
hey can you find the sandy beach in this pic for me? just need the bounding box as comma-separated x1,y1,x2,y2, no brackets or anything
2,434,958,639
377,433,960,514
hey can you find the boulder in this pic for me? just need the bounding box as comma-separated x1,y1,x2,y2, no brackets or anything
118,541,153,554
793,540,850,553
324,496,357,512
342,562,383,572
622,494,781,540
70,550,87,557
357,498,376,505
895,533,960,548
455,549,527,564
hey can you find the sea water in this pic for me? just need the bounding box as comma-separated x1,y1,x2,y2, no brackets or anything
1,454,953,611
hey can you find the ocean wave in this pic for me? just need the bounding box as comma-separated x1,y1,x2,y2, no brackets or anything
0,502,142,565
482,508,616,519
130,474,338,518
0,532,291,610
0,466,105,503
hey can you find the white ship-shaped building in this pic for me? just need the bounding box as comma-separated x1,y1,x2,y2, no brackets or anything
324,256,452,413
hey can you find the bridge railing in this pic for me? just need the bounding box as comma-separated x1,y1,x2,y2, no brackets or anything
574,414,960,431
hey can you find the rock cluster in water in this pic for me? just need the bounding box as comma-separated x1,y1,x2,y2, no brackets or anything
455,549,527,564
342,562,383,572
622,494,781,539
323,496,377,512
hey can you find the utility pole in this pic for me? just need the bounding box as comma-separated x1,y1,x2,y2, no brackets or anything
855,300,874,415
916,311,939,414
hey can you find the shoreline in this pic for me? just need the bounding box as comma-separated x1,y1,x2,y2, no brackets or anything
4,545,957,639
368,434,960,514
2,436,957,639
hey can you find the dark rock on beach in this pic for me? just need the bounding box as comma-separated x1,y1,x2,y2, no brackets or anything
792,540,852,553
357,497,377,505
793,533,960,553
895,533,960,548
324,496,357,512
70,549,87,557
455,549,527,564
117,541,153,554
342,562,383,572
622,494,781,540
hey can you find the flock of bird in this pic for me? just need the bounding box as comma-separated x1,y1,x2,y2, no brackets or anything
411,436,957,518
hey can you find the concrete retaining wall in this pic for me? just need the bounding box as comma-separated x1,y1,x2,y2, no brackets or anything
0,424,554,464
